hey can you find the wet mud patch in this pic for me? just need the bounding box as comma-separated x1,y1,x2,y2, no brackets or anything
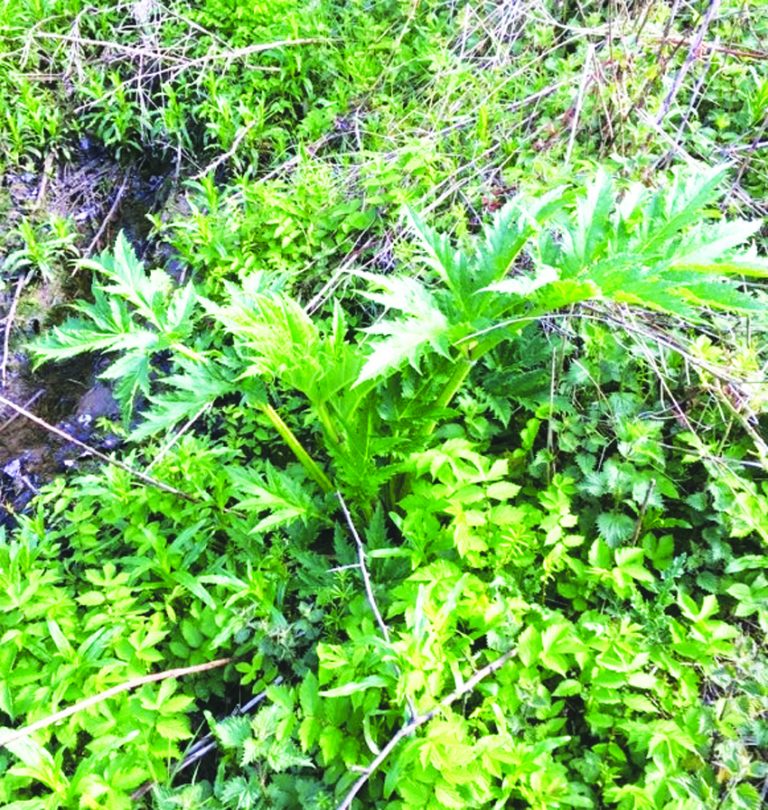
2,140,172,258
0,353,121,528
1,140,176,524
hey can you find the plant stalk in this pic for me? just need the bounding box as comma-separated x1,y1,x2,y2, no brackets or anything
260,403,334,493
316,400,342,446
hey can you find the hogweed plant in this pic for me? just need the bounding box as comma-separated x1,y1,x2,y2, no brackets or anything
27,165,768,808
33,164,768,511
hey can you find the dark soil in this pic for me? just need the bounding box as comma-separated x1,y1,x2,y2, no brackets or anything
0,139,177,526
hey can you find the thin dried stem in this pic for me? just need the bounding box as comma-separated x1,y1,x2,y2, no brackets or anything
85,170,132,257
656,0,721,126
336,647,516,810
0,393,198,501
337,492,417,721
336,492,392,645
0,658,231,749
1,273,28,389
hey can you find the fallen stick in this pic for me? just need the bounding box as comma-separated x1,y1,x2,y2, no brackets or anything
336,647,516,810
85,170,132,257
0,392,197,501
1,273,28,389
131,676,284,801
0,389,44,433
0,657,231,749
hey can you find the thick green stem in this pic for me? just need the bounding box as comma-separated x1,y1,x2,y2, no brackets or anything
426,334,507,436
435,353,475,412
422,350,476,437
260,403,334,494
316,401,342,446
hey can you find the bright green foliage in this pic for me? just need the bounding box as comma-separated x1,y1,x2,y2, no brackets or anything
15,164,768,808
3,0,768,808
33,168,767,505
3,216,78,283
32,233,201,418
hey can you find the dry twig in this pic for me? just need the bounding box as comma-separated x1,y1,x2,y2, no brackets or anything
337,492,417,722
85,170,132,257
565,43,595,166
656,0,721,125
0,389,43,433
131,676,284,801
1,273,29,389
0,392,197,501
336,492,392,645
192,119,260,181
336,647,516,810
145,402,212,470
0,658,231,749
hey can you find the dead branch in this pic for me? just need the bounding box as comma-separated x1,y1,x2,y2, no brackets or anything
336,647,516,810
337,492,417,722
145,402,212,470
85,170,132,257
0,389,43,433
652,35,768,62
0,657,231,749
191,119,260,181
337,492,392,645
0,392,198,501
564,43,595,166
131,676,284,801
656,0,721,126
29,31,325,68
1,273,29,389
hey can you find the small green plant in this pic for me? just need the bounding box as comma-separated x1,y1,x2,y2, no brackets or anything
3,216,78,283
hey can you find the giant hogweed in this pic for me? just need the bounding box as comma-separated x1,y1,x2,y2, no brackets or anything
32,167,768,506
359,166,767,418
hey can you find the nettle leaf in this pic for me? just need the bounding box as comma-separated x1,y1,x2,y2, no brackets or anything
672,218,763,265
475,188,565,282
596,512,635,547
208,289,319,372
81,232,169,327
538,166,767,325
31,289,139,362
32,233,201,422
209,290,358,405
677,280,764,313
641,165,726,253
355,271,444,320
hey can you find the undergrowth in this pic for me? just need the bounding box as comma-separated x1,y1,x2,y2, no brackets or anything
1,1,768,809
